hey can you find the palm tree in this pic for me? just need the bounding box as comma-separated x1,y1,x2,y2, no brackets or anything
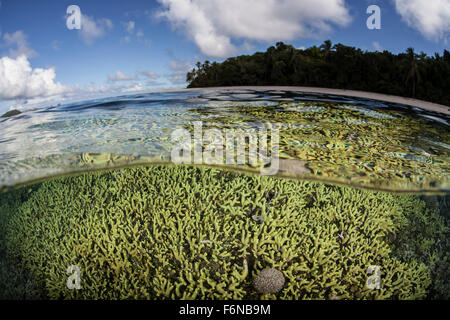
186,68,197,83
320,40,332,57
404,47,421,97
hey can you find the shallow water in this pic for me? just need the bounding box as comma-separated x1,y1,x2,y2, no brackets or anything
0,89,449,193
0,89,449,300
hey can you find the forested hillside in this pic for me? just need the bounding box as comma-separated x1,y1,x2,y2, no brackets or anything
187,41,450,106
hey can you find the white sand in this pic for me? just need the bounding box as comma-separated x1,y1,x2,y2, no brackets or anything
145,86,450,115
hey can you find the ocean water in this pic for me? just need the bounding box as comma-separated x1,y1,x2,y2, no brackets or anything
0,89,448,299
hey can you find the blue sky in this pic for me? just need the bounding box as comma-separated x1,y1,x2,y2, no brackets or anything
0,0,449,113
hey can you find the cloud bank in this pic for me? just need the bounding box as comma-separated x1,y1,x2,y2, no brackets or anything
79,14,113,45
0,55,68,100
168,59,193,84
139,70,160,79
393,0,450,43
108,70,134,82
156,0,351,58
124,21,136,34
2,30,37,58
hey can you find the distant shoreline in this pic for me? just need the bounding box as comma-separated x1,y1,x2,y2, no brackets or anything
144,86,450,116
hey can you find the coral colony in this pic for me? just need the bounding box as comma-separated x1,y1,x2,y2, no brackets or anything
0,165,448,299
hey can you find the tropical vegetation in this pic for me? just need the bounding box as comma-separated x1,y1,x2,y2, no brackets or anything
187,41,450,106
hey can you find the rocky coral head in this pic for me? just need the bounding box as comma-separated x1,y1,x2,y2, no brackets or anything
253,268,285,294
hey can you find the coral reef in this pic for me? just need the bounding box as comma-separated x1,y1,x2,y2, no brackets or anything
0,253,43,300
187,101,450,192
0,186,44,299
0,165,448,299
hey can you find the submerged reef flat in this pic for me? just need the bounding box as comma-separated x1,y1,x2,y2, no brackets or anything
187,101,450,192
0,165,448,299
1,93,449,193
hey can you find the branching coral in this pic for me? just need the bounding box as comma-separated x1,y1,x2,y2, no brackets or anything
187,102,450,192
0,165,448,299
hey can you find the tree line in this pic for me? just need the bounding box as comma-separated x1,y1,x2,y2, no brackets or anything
186,41,450,106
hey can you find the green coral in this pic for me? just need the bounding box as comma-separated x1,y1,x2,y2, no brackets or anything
187,101,450,192
0,253,43,300
0,165,448,299
0,186,44,299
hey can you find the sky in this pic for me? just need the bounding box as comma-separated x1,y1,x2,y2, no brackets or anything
0,0,449,114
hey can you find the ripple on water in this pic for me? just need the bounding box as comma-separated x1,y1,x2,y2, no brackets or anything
0,89,449,193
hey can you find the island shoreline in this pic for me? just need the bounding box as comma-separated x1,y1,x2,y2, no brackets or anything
141,86,450,115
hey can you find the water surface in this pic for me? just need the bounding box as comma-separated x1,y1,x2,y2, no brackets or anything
0,89,449,193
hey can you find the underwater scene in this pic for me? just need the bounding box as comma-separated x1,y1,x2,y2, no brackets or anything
0,88,449,300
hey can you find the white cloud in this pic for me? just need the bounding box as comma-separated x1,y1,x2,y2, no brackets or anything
108,70,134,82
77,81,159,95
120,21,150,45
107,69,162,83
136,30,144,38
393,0,450,42
121,36,131,43
79,14,113,45
0,59,165,114
167,59,194,84
123,21,136,34
51,40,61,51
0,55,68,100
372,41,383,51
156,0,351,58
3,30,37,58
139,70,160,79
122,82,144,92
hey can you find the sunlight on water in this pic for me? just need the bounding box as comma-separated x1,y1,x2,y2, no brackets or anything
1,89,448,193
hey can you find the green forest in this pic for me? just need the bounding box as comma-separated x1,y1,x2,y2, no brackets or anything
186,41,450,106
